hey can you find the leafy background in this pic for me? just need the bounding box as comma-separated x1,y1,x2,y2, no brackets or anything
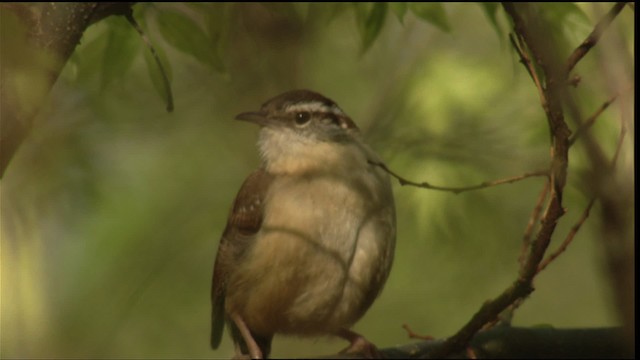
1,3,633,358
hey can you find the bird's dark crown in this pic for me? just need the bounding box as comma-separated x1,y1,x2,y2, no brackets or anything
261,89,336,111
260,89,358,130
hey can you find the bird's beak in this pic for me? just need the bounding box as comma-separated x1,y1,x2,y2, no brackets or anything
235,111,269,126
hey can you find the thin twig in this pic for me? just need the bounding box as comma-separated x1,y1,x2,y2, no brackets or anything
368,160,548,194
565,2,627,76
509,33,535,82
549,92,624,277
518,181,550,270
320,327,630,359
610,125,627,168
402,324,434,341
567,74,581,87
537,198,596,273
569,93,619,146
509,32,546,104
427,4,574,357
537,122,627,274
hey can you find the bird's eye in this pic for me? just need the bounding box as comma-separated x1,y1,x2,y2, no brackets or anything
295,112,311,125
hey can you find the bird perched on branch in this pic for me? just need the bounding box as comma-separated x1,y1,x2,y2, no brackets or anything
211,89,396,359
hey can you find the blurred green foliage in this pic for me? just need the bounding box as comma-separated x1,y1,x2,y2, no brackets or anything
1,2,633,358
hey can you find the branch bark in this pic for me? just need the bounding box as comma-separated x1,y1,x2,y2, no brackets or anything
322,327,631,359
565,2,627,76
369,160,548,194
0,2,134,177
426,3,583,357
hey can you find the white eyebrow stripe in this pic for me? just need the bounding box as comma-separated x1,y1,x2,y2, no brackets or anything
330,105,344,115
285,102,344,115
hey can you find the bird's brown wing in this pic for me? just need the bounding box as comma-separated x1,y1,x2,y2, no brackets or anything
210,168,273,349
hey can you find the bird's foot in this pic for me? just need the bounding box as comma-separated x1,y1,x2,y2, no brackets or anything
336,328,382,359
230,313,264,359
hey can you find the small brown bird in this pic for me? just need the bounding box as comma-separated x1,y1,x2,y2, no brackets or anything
210,90,396,358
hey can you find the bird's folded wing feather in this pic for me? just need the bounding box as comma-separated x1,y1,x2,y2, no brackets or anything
210,168,273,349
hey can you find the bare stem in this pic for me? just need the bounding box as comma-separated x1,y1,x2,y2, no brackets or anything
537,198,596,273
538,118,627,273
509,32,546,106
569,93,619,146
368,160,548,194
402,324,434,341
427,3,575,357
519,181,550,269
565,2,627,76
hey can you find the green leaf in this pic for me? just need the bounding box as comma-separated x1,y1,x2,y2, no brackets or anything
155,9,224,72
142,41,173,112
354,2,388,53
101,16,141,90
390,3,408,24
409,3,451,32
477,2,504,44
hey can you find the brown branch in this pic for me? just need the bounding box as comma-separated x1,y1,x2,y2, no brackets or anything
518,181,550,268
557,76,632,347
537,198,596,273
427,4,574,357
536,106,628,314
509,33,546,105
507,61,628,355
0,3,136,178
501,180,550,325
368,160,548,194
565,2,627,76
320,327,630,359
402,324,434,341
567,74,581,87
609,117,627,169
509,33,535,82
388,3,630,357
503,1,571,278
536,115,626,277
569,93,619,146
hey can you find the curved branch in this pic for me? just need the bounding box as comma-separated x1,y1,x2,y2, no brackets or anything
425,4,575,357
368,160,548,194
565,2,627,76
537,198,595,273
0,2,135,177
569,93,619,146
320,327,630,359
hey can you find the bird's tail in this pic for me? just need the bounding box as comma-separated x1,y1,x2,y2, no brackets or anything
210,298,225,349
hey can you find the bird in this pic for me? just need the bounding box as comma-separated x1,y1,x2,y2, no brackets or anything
210,89,396,359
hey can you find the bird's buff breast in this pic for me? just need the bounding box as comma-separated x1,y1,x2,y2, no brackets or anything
225,171,395,337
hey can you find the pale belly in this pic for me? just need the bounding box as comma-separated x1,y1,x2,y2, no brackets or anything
225,173,395,336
